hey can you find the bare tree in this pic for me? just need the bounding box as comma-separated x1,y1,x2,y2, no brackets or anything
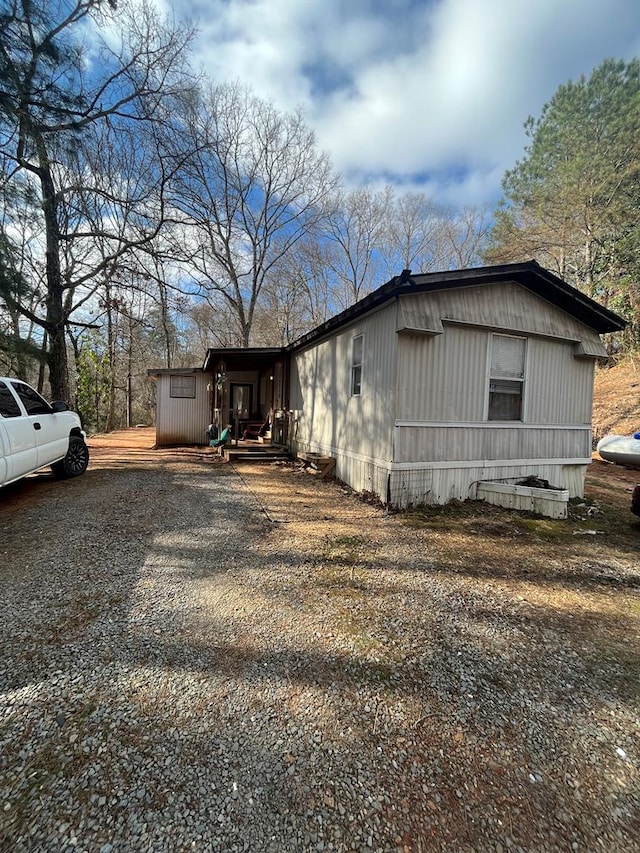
440,204,493,268
382,195,492,277
380,192,446,276
253,271,315,346
324,186,393,309
184,298,241,352
127,252,187,370
0,0,196,398
250,236,338,345
169,82,338,346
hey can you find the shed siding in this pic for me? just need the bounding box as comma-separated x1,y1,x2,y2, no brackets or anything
155,372,210,446
290,306,397,492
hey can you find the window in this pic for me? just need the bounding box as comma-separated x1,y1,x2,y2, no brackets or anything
351,334,363,396
10,381,51,415
169,375,196,399
487,334,526,421
0,381,22,417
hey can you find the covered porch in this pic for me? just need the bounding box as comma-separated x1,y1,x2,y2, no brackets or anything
202,347,291,456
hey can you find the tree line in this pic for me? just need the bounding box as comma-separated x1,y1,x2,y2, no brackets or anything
1,1,638,432
487,58,640,351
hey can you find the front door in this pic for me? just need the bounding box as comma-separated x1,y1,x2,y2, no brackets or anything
270,361,288,445
230,383,253,435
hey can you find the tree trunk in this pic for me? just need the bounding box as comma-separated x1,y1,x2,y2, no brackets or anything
37,140,69,401
37,331,48,395
159,283,172,368
105,283,118,432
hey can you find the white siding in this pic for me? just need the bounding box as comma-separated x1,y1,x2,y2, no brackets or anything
396,284,602,427
396,294,443,334
397,326,595,428
394,424,592,464
526,338,594,424
291,277,604,514
154,372,210,446
290,306,398,493
423,281,607,350
397,324,487,422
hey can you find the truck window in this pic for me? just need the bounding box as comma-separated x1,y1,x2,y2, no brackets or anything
10,382,52,416
0,381,22,417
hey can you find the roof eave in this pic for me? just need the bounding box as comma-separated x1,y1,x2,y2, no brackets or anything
202,346,286,373
287,261,626,351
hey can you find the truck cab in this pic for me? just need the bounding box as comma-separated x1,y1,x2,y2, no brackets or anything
0,378,89,487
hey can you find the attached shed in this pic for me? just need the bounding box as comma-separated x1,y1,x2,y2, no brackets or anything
147,368,210,446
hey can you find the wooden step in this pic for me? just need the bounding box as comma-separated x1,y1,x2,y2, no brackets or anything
226,449,290,463
297,452,336,479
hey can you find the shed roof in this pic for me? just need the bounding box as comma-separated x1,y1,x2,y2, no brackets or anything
147,367,203,377
202,347,284,373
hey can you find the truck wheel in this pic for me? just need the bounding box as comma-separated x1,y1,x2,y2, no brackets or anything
51,436,89,479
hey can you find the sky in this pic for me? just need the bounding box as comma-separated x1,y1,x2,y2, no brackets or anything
162,0,640,208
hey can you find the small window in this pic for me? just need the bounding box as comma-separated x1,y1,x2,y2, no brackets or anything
10,381,51,415
351,334,363,396
488,334,525,421
170,375,196,399
0,381,22,417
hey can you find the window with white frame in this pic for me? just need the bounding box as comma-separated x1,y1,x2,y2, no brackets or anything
487,334,526,421
351,334,363,396
170,375,196,399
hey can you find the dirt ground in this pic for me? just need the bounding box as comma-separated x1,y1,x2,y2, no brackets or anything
593,357,640,441
1,427,639,851
14,425,640,670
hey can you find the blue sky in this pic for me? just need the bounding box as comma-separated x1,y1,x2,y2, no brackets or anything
159,0,640,208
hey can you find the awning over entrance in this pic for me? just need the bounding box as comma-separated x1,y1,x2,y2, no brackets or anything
202,347,285,373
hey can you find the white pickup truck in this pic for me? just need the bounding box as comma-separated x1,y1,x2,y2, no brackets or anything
0,377,89,488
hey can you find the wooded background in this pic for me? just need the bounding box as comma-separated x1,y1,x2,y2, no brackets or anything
1,2,639,433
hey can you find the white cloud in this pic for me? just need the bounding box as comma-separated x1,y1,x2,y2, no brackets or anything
167,0,640,206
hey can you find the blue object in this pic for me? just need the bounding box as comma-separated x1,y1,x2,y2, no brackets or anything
210,426,230,447
634,432,640,440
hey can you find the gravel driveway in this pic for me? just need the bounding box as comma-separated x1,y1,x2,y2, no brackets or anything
1,430,638,852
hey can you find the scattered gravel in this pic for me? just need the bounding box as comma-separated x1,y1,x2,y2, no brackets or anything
0,437,638,852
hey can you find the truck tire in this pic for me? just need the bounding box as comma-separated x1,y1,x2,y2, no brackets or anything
51,436,89,479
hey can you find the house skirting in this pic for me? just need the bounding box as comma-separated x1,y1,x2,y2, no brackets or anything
387,461,586,510
292,439,587,514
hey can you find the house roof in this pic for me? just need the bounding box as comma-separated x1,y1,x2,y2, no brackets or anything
200,262,626,371
290,261,626,352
